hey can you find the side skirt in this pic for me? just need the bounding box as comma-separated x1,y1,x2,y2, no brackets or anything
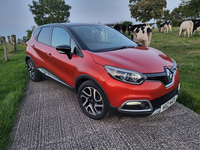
37,68,74,90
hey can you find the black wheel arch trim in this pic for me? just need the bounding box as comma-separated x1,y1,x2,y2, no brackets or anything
75,74,111,106
25,55,34,63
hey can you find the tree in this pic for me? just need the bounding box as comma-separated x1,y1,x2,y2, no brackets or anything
170,7,182,21
26,26,36,40
162,9,170,21
22,36,29,44
129,0,167,22
17,38,22,44
188,0,200,18
29,0,71,26
180,0,200,19
122,21,133,26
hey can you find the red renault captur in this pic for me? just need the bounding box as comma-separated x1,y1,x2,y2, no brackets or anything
25,23,180,120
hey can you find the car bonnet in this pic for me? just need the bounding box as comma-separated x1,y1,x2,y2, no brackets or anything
91,45,174,74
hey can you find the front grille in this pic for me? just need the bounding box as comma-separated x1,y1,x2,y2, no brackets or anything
150,87,178,109
144,72,171,86
147,75,170,85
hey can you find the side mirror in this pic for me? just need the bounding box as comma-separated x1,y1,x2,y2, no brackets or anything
56,45,72,59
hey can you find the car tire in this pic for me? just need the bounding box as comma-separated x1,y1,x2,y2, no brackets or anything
78,80,108,120
26,59,42,82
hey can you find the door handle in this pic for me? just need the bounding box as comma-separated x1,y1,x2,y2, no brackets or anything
47,53,52,57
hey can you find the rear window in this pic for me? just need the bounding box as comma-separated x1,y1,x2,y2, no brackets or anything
38,27,52,45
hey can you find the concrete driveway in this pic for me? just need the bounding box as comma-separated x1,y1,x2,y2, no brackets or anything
8,79,200,150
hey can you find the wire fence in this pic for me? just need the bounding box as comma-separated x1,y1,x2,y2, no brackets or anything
0,35,17,61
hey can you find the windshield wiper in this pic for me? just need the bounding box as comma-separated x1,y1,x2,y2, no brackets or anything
119,46,137,49
108,46,127,51
108,46,136,51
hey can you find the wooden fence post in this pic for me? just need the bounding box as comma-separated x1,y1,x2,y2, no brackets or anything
11,35,17,53
7,36,11,44
2,36,8,61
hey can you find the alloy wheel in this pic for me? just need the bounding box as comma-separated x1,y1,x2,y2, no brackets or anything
80,86,104,116
27,61,35,80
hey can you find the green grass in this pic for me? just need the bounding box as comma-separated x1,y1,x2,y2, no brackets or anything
0,44,29,150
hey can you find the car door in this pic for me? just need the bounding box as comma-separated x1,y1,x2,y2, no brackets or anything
49,27,79,87
34,27,53,71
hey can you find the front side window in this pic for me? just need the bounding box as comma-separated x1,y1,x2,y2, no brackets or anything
52,27,70,47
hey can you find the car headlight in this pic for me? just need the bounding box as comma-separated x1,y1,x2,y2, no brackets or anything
104,66,146,85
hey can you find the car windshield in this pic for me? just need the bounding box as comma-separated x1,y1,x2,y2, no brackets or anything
70,25,138,52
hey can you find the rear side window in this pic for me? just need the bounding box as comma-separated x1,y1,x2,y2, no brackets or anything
33,27,41,40
38,27,52,45
52,27,70,47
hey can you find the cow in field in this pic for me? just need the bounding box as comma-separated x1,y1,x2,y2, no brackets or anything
160,21,172,34
192,19,200,34
179,21,194,37
128,24,132,35
114,25,120,32
128,23,147,36
121,25,126,34
132,25,152,46
129,23,147,32
109,25,120,32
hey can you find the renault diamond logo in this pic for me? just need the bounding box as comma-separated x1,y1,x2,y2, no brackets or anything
166,68,173,82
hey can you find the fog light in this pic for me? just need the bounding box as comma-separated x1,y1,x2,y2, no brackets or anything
126,101,142,105
178,83,180,92
119,100,153,112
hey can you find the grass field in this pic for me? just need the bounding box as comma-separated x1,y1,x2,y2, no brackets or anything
150,27,200,114
0,44,29,150
0,27,200,149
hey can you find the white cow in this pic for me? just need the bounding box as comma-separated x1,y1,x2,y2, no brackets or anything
132,25,152,46
179,21,194,37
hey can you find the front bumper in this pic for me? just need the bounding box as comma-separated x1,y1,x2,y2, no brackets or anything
108,85,180,117
102,69,180,108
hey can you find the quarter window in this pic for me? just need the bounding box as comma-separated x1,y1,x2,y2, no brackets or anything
52,27,70,47
70,39,77,53
33,27,41,40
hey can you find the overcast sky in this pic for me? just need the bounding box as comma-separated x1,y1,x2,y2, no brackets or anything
0,0,181,40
